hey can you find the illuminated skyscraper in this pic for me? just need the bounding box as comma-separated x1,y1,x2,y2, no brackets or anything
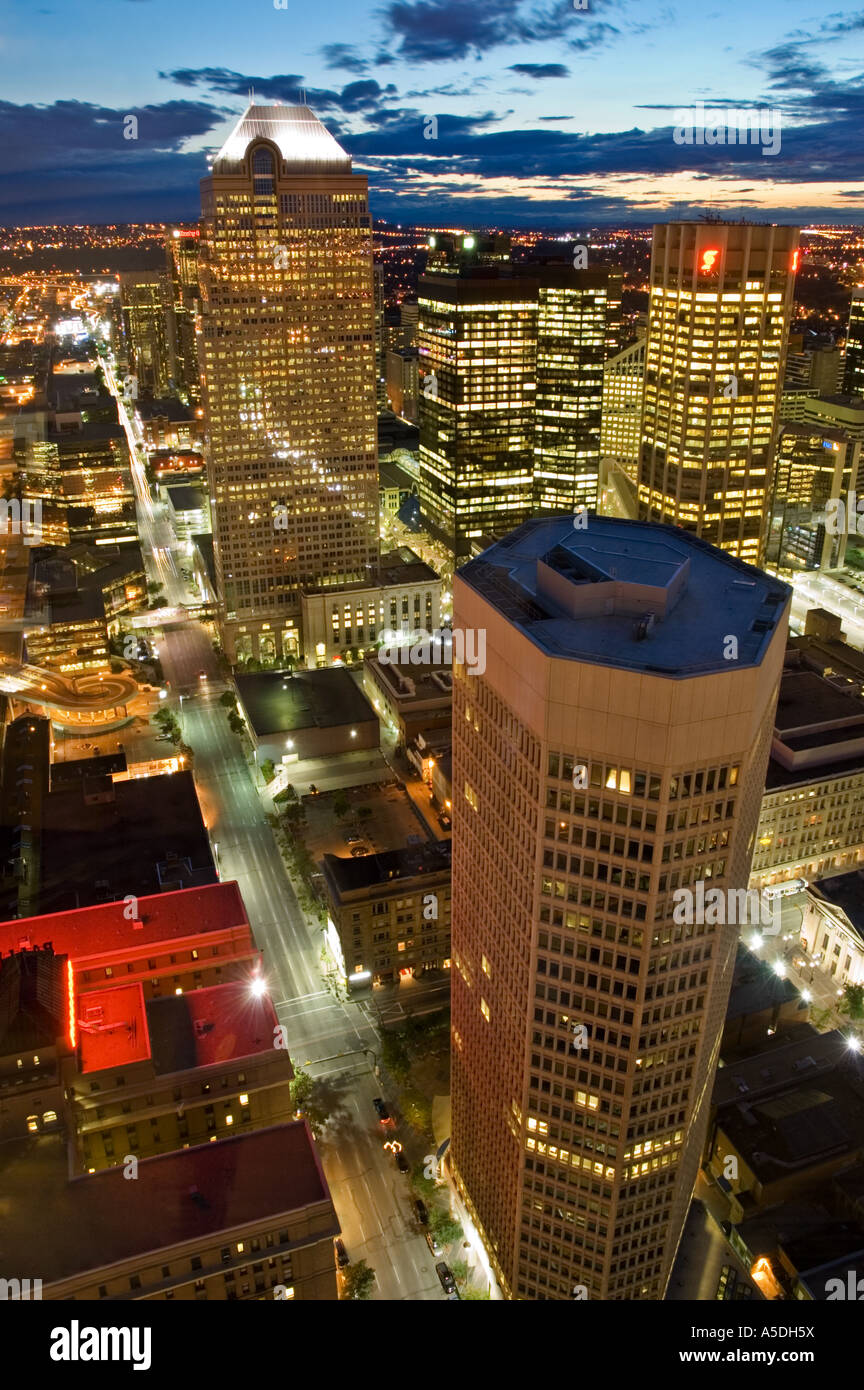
601,337,645,487
418,269,536,560
165,227,201,406
533,270,609,515
199,104,378,662
764,422,861,572
118,272,175,398
842,288,864,399
638,221,799,564
450,515,789,1299
418,249,608,561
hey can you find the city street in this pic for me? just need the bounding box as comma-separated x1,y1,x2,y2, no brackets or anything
100,340,450,1299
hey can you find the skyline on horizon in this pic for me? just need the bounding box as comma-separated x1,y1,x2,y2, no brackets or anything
3,0,864,226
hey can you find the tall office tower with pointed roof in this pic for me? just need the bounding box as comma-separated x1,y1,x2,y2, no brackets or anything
449,516,789,1299
199,105,379,663
638,222,799,566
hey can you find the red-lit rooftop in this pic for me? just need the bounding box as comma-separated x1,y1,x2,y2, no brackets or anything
145,981,286,1075
0,881,252,966
78,983,150,1074
74,978,285,1077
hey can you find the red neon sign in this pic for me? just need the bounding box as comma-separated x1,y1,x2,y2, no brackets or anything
67,958,77,1049
791,249,800,273
700,248,720,274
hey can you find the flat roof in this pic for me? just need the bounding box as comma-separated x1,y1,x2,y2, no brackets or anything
764,748,864,792
0,1122,333,1287
145,982,284,1074
166,484,205,512
137,398,193,422
379,547,438,586
0,880,251,966
774,671,864,735
725,944,802,1021
236,667,377,738
50,752,127,785
322,838,451,896
458,516,790,677
301,780,430,864
78,982,151,1074
44,586,105,625
366,656,453,706
38,769,216,913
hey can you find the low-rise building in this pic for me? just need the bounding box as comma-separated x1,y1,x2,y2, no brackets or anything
320,838,451,986
165,482,211,544
69,979,294,1172
136,397,201,453
298,547,441,668
0,881,260,1002
2,1121,339,1300
33,768,216,915
0,944,68,1144
235,667,379,768
750,668,864,888
363,655,452,745
722,943,810,1056
706,1030,864,1222
801,869,864,989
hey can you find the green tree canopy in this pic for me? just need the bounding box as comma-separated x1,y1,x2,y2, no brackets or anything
341,1260,375,1300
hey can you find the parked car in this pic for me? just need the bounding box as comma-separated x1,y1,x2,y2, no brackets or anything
334,1239,349,1268
344,832,362,844
350,844,370,857
437,813,452,831
414,1199,429,1226
395,1150,410,1173
426,1231,443,1257
372,1097,391,1123
436,1262,456,1294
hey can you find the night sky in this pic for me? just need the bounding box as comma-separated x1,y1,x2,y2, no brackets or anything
3,0,864,226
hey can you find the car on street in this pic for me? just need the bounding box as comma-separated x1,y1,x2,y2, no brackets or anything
395,1150,410,1173
372,1097,392,1123
344,832,362,844
426,1231,443,1257
350,844,370,857
198,670,207,681
437,813,451,831
334,1239,349,1268
436,1262,456,1294
414,1199,429,1226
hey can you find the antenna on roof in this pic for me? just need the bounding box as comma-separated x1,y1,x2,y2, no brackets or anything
248,85,255,105
300,87,307,106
